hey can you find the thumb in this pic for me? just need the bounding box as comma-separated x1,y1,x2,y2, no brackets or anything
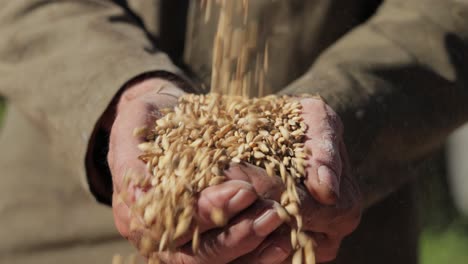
300,98,343,205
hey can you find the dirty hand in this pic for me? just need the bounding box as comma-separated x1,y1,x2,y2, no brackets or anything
108,79,286,263
233,97,362,263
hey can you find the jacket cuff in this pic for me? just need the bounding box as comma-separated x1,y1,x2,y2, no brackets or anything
85,71,194,205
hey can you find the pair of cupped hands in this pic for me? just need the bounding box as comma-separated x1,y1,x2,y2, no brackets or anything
107,78,362,263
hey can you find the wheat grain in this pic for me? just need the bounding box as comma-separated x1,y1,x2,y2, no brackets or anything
116,0,318,262
120,93,318,263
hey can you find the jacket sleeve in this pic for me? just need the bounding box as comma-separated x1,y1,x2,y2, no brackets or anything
280,0,468,207
0,0,186,204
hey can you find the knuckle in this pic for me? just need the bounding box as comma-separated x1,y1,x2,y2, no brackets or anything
224,164,251,181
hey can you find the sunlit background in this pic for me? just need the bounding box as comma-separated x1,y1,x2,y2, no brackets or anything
416,148,468,263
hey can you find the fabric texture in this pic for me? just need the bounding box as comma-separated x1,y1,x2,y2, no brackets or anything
0,0,184,199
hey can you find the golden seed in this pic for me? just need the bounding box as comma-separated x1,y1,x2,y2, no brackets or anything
291,229,298,249
246,131,254,143
276,204,291,222
253,151,265,159
292,248,303,264
304,239,316,264
140,235,154,255
285,202,299,216
174,217,192,240
209,176,226,186
279,126,290,140
143,207,156,226
210,208,226,226
159,230,169,252
211,165,222,176
280,192,290,206
138,142,153,152
133,126,148,137
297,231,310,247
258,142,269,153
265,162,275,177
190,138,204,148
192,226,200,253
296,215,304,230
112,255,123,264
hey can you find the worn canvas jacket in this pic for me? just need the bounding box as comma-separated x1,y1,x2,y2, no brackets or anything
0,0,467,263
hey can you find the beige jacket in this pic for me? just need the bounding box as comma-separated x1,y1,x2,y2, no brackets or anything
0,1,467,263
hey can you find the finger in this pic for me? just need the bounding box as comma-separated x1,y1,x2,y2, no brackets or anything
300,98,343,205
232,225,292,264
156,200,284,264
174,180,258,246
117,180,259,252
224,163,285,201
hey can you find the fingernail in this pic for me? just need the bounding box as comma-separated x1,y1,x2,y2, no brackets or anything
318,165,340,197
259,245,288,264
253,206,283,237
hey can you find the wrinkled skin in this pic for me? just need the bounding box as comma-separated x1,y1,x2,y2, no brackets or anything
108,78,362,263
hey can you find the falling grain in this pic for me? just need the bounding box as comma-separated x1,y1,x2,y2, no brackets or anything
119,0,318,262
211,207,227,226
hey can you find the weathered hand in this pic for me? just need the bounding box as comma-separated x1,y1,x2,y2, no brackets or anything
109,89,360,263
153,163,288,264
233,98,362,263
300,97,346,205
108,80,286,263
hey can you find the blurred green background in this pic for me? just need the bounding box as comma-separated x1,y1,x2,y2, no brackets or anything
0,98,467,263
416,151,468,264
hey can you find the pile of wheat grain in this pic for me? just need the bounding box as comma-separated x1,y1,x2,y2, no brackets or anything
117,93,316,264
113,1,317,263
